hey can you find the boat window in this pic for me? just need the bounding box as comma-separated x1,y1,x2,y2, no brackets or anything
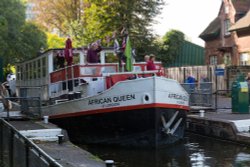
29,63,32,79
105,53,118,63
20,65,23,80
37,59,41,78
16,65,19,80
73,53,80,64
25,64,28,80
42,57,46,77
33,61,37,79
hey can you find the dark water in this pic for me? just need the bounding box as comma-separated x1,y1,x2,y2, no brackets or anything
81,133,250,167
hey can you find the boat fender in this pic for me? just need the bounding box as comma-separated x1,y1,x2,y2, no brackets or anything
142,93,151,104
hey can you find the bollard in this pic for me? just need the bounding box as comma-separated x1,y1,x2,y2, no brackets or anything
199,110,205,117
43,116,49,124
105,160,114,167
58,134,64,144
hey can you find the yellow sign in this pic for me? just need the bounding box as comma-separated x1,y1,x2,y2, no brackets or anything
241,88,248,92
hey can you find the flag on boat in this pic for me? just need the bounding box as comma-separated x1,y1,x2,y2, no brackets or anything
114,39,120,53
125,36,133,71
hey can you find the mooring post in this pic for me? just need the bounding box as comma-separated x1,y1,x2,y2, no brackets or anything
57,134,64,144
105,160,114,167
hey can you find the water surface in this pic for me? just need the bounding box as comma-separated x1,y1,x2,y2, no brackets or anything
82,133,250,167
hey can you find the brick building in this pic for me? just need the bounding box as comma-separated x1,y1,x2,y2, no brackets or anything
199,0,250,66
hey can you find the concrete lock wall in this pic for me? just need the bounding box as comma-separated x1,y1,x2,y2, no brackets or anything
0,119,60,167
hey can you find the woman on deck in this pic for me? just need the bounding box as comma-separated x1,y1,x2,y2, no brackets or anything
146,54,156,71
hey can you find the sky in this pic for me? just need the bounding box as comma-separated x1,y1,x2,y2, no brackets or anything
153,0,222,46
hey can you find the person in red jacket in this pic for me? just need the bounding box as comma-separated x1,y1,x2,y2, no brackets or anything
64,36,73,66
146,54,157,71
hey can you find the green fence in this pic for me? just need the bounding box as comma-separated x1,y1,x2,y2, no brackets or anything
167,41,205,67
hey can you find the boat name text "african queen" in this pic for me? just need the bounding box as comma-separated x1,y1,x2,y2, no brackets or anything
88,94,136,105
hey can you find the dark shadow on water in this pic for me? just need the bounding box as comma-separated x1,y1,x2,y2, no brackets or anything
79,133,250,167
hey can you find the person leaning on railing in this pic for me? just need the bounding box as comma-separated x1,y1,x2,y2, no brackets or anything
146,54,156,71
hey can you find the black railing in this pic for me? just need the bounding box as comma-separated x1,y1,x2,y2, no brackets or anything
4,96,41,120
0,119,63,167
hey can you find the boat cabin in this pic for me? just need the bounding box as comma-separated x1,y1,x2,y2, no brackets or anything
16,48,164,104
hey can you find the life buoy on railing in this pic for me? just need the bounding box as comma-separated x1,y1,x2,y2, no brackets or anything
142,93,151,104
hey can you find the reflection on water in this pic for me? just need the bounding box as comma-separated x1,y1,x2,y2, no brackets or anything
81,133,250,167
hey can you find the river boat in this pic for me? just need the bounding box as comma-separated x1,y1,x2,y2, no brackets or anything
15,48,189,148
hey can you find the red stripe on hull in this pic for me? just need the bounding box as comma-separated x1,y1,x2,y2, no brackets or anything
50,103,189,119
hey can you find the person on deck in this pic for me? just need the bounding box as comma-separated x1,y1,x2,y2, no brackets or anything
64,36,73,66
146,54,157,71
56,50,65,68
144,55,149,62
87,40,102,63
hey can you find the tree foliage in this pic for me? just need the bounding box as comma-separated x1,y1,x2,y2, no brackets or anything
0,0,47,67
19,23,47,59
160,29,185,66
47,33,65,49
33,0,85,46
32,0,165,59
82,0,165,59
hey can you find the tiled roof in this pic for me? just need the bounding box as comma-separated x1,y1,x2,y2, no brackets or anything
199,17,221,41
230,10,250,31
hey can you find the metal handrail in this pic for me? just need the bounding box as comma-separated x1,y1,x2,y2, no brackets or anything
0,119,63,167
4,96,41,120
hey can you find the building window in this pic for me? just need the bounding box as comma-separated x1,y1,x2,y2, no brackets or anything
224,19,231,36
209,55,217,65
223,53,231,65
240,53,250,66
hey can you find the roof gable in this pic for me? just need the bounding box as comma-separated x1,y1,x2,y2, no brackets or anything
199,17,221,41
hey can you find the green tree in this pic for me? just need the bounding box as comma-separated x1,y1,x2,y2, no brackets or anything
19,22,47,60
33,0,85,46
83,0,164,59
0,0,26,65
160,29,185,65
33,0,164,59
0,0,47,67
47,33,65,49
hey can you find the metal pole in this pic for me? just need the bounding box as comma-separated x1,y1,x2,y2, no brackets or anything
215,67,218,112
25,141,30,167
7,107,10,122
9,128,14,167
0,120,3,163
65,67,68,93
71,65,74,92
